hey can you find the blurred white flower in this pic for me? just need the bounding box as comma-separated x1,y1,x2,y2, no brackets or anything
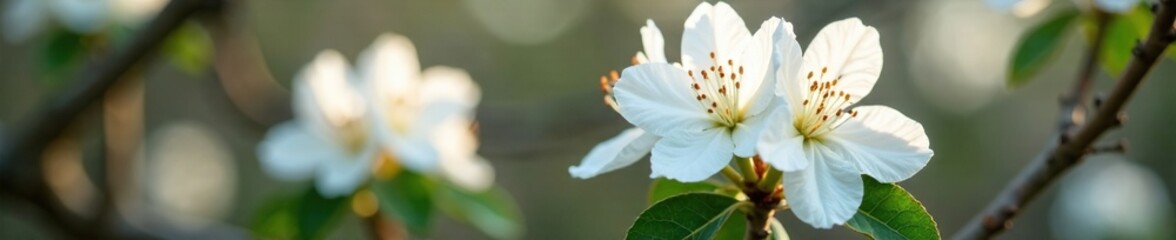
757,18,934,228
986,0,1052,17
258,50,378,197
987,0,1141,16
607,2,780,182
1051,158,1174,240
359,34,494,191
569,19,666,179
144,122,236,230
2,0,167,43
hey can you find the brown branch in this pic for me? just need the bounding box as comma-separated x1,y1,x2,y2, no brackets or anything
953,2,1176,239
0,0,223,238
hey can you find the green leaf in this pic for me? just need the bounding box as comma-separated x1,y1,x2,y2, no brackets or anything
250,188,348,240
436,183,523,240
626,192,741,240
39,31,85,86
713,209,747,240
250,195,298,239
845,176,940,240
1009,10,1079,87
372,171,435,235
296,187,349,240
1099,4,1153,77
162,21,213,75
647,178,726,205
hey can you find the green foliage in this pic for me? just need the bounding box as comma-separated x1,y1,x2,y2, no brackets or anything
435,183,524,240
1009,10,1079,88
372,171,436,235
845,176,940,240
1098,4,1154,77
712,209,747,240
40,31,85,86
647,178,727,205
162,21,213,75
626,192,741,240
250,187,348,240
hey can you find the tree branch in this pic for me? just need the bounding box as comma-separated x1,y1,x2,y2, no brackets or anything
953,2,1176,239
0,0,223,238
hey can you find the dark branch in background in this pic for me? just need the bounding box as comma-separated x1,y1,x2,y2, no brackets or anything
0,0,223,238
953,2,1176,239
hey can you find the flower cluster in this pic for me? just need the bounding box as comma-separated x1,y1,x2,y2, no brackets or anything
570,2,934,229
258,34,493,197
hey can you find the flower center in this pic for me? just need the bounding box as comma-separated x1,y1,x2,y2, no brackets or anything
795,66,858,139
688,51,745,127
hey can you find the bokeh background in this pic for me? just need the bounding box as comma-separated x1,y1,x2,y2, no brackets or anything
1,0,1174,239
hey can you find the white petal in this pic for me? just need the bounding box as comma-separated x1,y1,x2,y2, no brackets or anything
3,0,48,43
736,17,779,117
358,33,421,95
257,121,335,181
292,50,363,143
828,106,933,183
681,2,751,71
756,103,808,171
649,127,733,182
378,129,438,172
614,63,712,137
110,0,166,25
434,118,494,191
419,66,481,119
783,143,863,228
731,112,770,157
47,0,108,34
640,19,667,63
1095,0,1137,13
315,143,377,197
771,19,806,113
803,18,882,102
443,156,495,192
569,128,660,178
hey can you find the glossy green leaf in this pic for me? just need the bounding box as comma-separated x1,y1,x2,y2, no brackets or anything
162,21,213,75
626,192,741,240
372,171,435,235
250,188,347,240
436,183,523,240
1099,4,1153,77
647,178,725,205
1009,10,1079,87
845,176,940,240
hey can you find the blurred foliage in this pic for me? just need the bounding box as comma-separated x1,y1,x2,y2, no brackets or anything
162,22,213,76
1008,9,1078,87
251,187,348,240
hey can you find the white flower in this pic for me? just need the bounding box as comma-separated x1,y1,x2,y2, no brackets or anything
258,50,378,197
2,0,167,43
606,2,780,182
569,19,666,179
359,34,494,191
986,0,1140,16
757,18,934,228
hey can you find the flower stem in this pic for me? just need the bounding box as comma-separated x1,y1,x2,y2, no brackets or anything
756,168,782,192
721,166,744,184
736,157,759,183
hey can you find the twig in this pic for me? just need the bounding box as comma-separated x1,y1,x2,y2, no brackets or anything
0,0,223,238
953,2,1176,239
